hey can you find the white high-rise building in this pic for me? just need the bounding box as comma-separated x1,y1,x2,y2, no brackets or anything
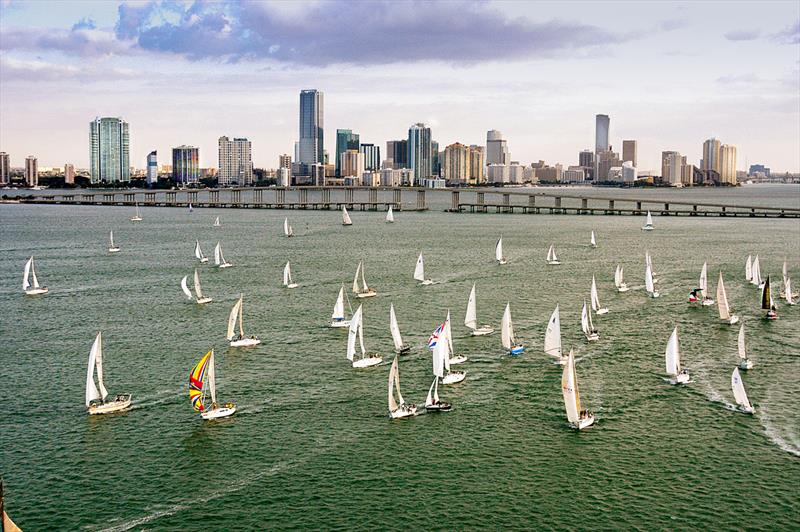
218,136,253,187
702,138,722,173
486,130,510,165
407,123,432,181
720,144,737,185
25,155,38,187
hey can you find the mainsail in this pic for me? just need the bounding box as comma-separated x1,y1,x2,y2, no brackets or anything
195,240,205,261
181,275,192,299
342,206,352,225
332,286,346,321
414,253,425,282
85,332,109,407
389,304,404,351
544,305,562,358
699,262,708,297
283,261,293,286
562,350,580,424
745,255,752,281
501,303,514,350
194,269,205,300
717,271,731,320
731,367,753,411
464,284,478,330
665,326,681,376
761,276,773,309
495,237,504,262
347,305,365,361
737,324,747,361
386,206,394,223
590,276,602,311
227,297,244,340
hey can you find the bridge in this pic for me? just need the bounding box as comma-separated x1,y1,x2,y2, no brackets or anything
8,186,799,218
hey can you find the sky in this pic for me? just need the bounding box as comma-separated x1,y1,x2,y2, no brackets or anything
1,0,798,172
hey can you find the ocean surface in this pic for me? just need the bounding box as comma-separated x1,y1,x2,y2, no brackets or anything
1,184,799,530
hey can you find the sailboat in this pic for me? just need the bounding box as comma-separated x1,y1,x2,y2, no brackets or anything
386,205,394,223
495,237,508,265
501,303,524,355
283,217,294,237
751,255,764,288
645,251,658,283
85,332,132,415
227,295,260,347
645,261,660,298
22,256,48,295
389,303,410,354
347,305,382,368
690,262,715,306
428,323,459,405
465,283,494,336
731,367,755,414
745,255,753,282
562,349,594,429
761,275,778,320
581,300,600,342
614,264,629,293
716,272,739,325
590,275,608,314
194,240,208,263
736,324,753,370
283,261,299,289
784,276,796,305
445,310,467,365
546,244,560,265
352,260,377,298
590,230,597,248
665,326,690,385
108,230,120,253
544,305,567,365
414,253,433,285
214,242,232,268
190,349,236,420
130,203,142,222
641,210,654,231
342,206,353,226
429,317,466,384
425,359,452,412
213,216,221,227
388,356,417,419
330,285,352,328
188,203,193,213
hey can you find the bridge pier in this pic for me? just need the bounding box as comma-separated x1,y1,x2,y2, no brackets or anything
635,201,642,214
417,190,426,210
345,187,354,205
554,197,562,214
581,198,588,214
63,194,74,203
230,189,241,204
664,203,670,215
393,189,401,210
322,188,331,208
254,189,263,204
451,190,460,211
145,192,155,204
477,192,486,213
502,193,510,213
188,191,198,204
369,188,377,209
299,188,309,208
209,190,219,205
607,199,615,214
166,191,176,205
123,192,135,204
276,188,285,207
102,193,115,204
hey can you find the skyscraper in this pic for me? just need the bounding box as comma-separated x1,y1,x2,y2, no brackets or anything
218,136,253,187
443,142,469,184
89,117,130,183
468,145,485,185
702,138,722,173
278,154,292,169
340,149,364,178
407,123,432,183
172,145,200,185
661,151,684,185
720,144,737,185
25,155,38,187
299,89,324,165
64,163,75,185
595,114,610,154
147,151,158,185
486,130,509,165
622,140,637,167
360,143,381,171
0,152,9,184
335,129,359,175
431,140,440,177
387,140,407,169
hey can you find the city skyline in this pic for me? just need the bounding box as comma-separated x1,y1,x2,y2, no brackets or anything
0,1,798,172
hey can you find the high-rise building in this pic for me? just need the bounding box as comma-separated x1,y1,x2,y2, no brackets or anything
661,151,683,185
89,117,130,183
218,136,253,186
622,161,637,183
702,138,722,173
147,151,158,184
299,89,324,165
720,144,737,185
335,129,360,175
172,145,200,184
596,150,621,182
340,149,364,178
431,141,441,177
622,140,637,167
407,123,432,182
386,140,408,169
360,143,381,171
64,163,75,185
486,130,510,165
595,114,610,154
748,164,770,177
443,142,469,184
579,149,594,168
468,145,485,185
25,155,38,187
0,152,9,184
278,154,292,169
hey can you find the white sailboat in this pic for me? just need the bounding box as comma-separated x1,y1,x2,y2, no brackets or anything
544,305,567,365
130,203,142,222
22,256,48,295
590,230,597,248
716,272,739,325
214,242,232,268
614,264,629,293
283,261,299,289
736,324,753,370
495,237,508,265
731,367,755,414
227,295,260,347
388,356,417,419
85,332,132,415
590,275,609,314
445,310,467,365
342,206,353,226
352,260,377,298
426,335,452,412
751,255,764,288
501,303,524,355
213,216,221,227
641,210,654,231
665,326,690,384
581,300,600,342
562,349,594,430
330,285,352,328
546,244,561,265
645,262,660,298
283,217,294,237
645,251,658,283
194,240,209,263
347,305,382,368
465,283,494,336
413,253,433,285
190,349,236,420
188,203,193,213
745,255,753,282
389,303,410,354
386,205,394,223
690,262,715,305
108,230,120,253
784,276,796,305
431,316,466,384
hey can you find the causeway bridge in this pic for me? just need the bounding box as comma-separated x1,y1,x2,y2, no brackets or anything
9,187,799,218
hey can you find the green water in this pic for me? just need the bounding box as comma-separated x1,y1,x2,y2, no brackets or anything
1,196,799,530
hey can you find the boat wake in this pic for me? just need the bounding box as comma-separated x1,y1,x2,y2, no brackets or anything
758,405,800,457
130,388,183,410
703,386,738,412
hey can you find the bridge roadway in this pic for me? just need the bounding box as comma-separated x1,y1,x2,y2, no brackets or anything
8,186,799,218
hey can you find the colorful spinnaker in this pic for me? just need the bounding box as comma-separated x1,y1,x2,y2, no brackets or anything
190,350,212,412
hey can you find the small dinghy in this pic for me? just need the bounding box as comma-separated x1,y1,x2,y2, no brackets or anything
213,216,221,227
284,217,294,237
330,285,352,328
347,305,382,368
641,210,654,231
227,295,261,347
545,305,568,365
195,240,209,263
731,367,755,414
181,269,213,304
86,332,132,415
716,272,739,325
591,275,609,314
614,264,629,293
190,349,236,420
130,203,142,222
581,300,600,342
388,356,417,419
665,326,690,385
562,349,594,430
342,206,353,226
283,261,299,289
352,260,377,298
464,283,494,336
108,230,121,253
736,324,753,370
546,244,560,265
214,242,232,268
389,303,410,354
22,256,48,295
495,236,508,265
501,303,524,355
386,206,394,223
414,253,433,285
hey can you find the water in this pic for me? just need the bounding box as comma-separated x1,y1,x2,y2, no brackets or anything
1,189,799,530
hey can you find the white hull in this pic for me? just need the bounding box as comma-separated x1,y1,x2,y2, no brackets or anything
108,247,121,253
196,297,213,305
701,298,715,306
88,395,132,415
419,279,433,286
738,405,755,415
352,355,383,368
725,315,740,325
570,414,595,430
330,319,351,328
498,259,508,265
641,225,654,231
669,372,691,385
585,332,600,342
130,217,142,222
201,404,237,420
355,289,377,298
739,359,754,370
25,287,49,295
389,405,418,419
617,285,629,293
230,337,261,347
469,326,494,336
218,263,233,269
648,291,660,298
425,402,452,412
449,355,468,365
442,371,466,385
199,258,208,263
596,308,609,315
547,260,561,265
552,355,568,366
286,283,299,289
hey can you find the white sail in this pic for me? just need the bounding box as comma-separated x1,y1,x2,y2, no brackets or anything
501,303,514,349
388,356,400,412
226,297,242,340
614,265,622,288
214,242,221,266
547,244,554,262
347,305,365,361
352,261,361,294
590,276,602,312
590,230,596,247
432,325,447,378
195,240,204,261
782,259,788,280
181,275,192,299
464,284,478,330
23,256,32,290
444,310,454,355
665,326,681,376
581,301,591,335
646,211,653,226
645,263,655,295
717,272,731,320
284,217,291,237
360,261,369,292
731,367,752,411
751,255,762,286
386,206,394,223
737,324,747,361
426,377,440,406
562,349,580,424
283,261,293,286
495,237,504,262
785,277,795,304
414,253,425,282
389,304,404,351
544,305,562,358
85,332,108,406
207,350,217,405
745,255,752,281
332,286,346,321
214,216,220,227
109,230,116,248
699,262,708,296
342,206,352,225
193,269,205,299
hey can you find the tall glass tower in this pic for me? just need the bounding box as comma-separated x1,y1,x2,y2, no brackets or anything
335,129,359,176
299,90,324,165
595,114,610,154
89,117,130,183
407,123,432,185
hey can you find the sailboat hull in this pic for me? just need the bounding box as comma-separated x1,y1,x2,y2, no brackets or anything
570,414,595,430
196,297,213,305
596,308,609,315
585,333,600,342
449,355,468,365
286,283,299,289
88,394,132,415
617,285,629,293
498,259,508,265
425,402,452,412
547,260,561,265
738,406,755,415
24,287,49,295
701,298,715,306
130,217,142,222
230,337,261,347
352,356,382,368
641,225,654,231
725,315,740,325
508,345,525,356
419,279,434,286
330,319,351,328
470,326,494,336
739,359,754,370
648,291,660,298
218,263,233,269
199,258,208,263
355,289,377,299
394,345,411,355
669,373,691,385
442,371,466,385
389,405,418,419
201,404,237,420
108,247,121,253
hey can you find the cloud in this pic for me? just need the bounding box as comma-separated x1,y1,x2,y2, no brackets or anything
724,29,761,41
0,56,136,82
1,21,132,57
658,19,687,31
771,21,799,44
715,73,760,84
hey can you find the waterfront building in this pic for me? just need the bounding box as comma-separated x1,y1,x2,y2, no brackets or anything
661,151,683,186
509,162,526,184
748,164,770,177
486,130,509,165
579,149,594,180
564,166,586,183
443,142,469,185
534,163,563,183
25,155,38,187
487,163,510,184
622,161,637,183
89,116,130,183
64,163,75,185
379,168,414,187
720,144,738,185
340,149,364,178
622,140,637,167
407,123,432,182
386,140,408,169
468,145,485,185
0,152,9,184
299,89,324,165
277,167,290,187
335,129,359,175
146,151,157,184
596,150,621,182
432,141,441,177
172,145,200,185
218,136,253,186
361,171,380,187
595,114,610,154
278,154,292,169
702,138,722,174
360,143,381,171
